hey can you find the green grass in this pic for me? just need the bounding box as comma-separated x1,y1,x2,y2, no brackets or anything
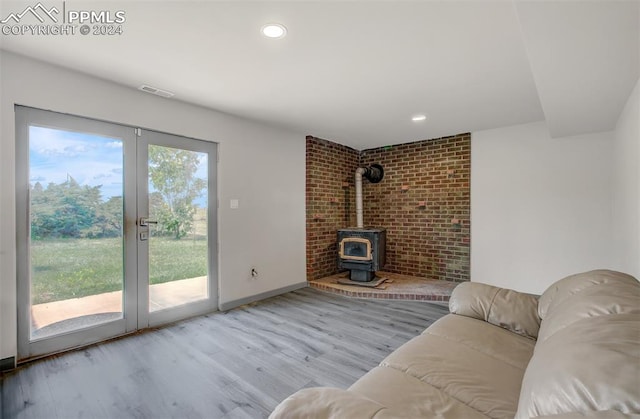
31,237,208,304
149,237,208,284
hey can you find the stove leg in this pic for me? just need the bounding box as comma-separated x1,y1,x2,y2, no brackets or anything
349,270,375,282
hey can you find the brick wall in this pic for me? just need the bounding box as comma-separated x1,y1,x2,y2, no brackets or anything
306,134,470,282
306,136,359,280
360,134,470,281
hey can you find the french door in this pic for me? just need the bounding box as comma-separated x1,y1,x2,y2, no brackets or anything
16,106,218,360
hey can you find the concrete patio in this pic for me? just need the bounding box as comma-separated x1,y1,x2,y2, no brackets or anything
31,276,207,336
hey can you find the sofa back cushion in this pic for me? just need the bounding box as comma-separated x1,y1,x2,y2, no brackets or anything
449,282,540,339
515,270,640,418
537,270,640,342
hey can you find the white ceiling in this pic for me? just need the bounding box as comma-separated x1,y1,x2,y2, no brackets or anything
1,1,638,150
515,0,639,138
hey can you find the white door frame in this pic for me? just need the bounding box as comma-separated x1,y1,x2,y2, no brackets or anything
15,106,218,360
136,129,218,328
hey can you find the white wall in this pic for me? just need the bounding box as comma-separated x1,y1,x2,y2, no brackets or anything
612,78,640,279
471,121,614,294
0,52,307,360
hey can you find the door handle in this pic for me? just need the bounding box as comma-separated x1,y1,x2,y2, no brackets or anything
139,217,158,227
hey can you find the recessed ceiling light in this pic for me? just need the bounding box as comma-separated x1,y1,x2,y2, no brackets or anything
412,114,427,122
261,23,287,39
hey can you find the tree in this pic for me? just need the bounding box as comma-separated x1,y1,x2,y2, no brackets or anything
148,146,206,239
30,177,103,239
92,196,123,238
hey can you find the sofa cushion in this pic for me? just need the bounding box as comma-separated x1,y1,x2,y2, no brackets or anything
449,281,540,339
356,314,536,419
349,366,490,418
536,270,640,343
537,270,637,319
269,387,387,419
270,369,492,419
516,270,640,418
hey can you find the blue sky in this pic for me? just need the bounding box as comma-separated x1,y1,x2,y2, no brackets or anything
29,126,209,205
30,126,125,201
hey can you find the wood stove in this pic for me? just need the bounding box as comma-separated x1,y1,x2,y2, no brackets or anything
336,164,386,282
337,228,386,282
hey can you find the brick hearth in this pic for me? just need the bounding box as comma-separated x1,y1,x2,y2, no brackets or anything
309,271,459,302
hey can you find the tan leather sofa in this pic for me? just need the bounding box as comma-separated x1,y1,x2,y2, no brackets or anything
270,270,640,418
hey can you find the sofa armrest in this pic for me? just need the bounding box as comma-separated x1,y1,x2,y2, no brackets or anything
449,282,540,339
269,387,386,419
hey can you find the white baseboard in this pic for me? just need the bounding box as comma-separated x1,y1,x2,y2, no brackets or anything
218,282,308,311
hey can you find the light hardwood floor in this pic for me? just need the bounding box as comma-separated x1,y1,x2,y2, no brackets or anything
1,288,449,419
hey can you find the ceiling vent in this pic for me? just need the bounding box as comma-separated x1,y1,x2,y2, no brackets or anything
138,84,174,98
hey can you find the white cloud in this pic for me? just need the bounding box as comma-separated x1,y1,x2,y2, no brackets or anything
29,126,124,199
106,141,123,149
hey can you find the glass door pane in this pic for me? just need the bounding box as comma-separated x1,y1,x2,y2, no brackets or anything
28,127,125,339
136,130,217,328
147,145,209,311
16,106,137,360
